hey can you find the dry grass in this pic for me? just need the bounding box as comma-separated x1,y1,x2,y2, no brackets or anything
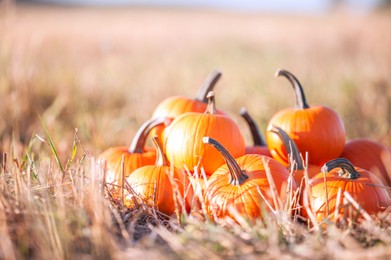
1,3,391,259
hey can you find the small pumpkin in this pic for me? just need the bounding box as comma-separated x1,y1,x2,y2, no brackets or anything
304,158,391,223
151,70,224,142
164,91,245,176
125,136,193,215
266,69,346,166
240,107,271,157
341,138,391,187
203,137,296,223
98,117,166,190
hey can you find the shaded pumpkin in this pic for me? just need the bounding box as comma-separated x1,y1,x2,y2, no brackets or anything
164,91,245,176
125,136,193,216
203,137,297,223
266,69,345,166
303,158,391,223
151,70,224,143
341,138,391,187
98,117,166,190
240,107,272,157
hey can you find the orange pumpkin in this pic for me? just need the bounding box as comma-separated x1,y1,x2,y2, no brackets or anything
240,107,272,157
304,158,391,223
203,137,297,223
151,70,224,142
164,91,245,176
341,138,391,187
98,117,166,189
268,125,320,185
266,69,345,166
125,136,193,216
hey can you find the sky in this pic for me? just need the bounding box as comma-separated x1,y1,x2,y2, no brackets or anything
28,0,383,13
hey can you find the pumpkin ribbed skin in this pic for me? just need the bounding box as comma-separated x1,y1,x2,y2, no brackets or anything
203,137,296,222
165,112,245,175
164,92,245,176
341,138,391,187
125,163,193,215
153,96,209,119
304,158,391,222
125,137,193,215
266,69,345,166
151,70,224,143
206,154,294,221
268,125,320,185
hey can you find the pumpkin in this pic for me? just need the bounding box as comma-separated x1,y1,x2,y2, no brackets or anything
98,117,166,190
164,91,245,176
203,137,297,223
268,125,320,185
151,70,224,143
125,136,193,215
240,107,272,157
266,69,345,166
303,158,391,223
341,138,391,187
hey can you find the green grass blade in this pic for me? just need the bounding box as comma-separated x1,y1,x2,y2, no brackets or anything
39,115,65,174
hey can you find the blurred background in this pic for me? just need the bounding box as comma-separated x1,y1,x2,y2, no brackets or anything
1,0,390,159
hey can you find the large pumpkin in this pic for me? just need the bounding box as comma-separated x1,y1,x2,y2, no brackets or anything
125,136,193,216
266,69,345,166
98,117,165,189
303,158,391,223
341,138,391,187
203,137,297,223
164,91,245,176
240,107,271,157
151,70,224,142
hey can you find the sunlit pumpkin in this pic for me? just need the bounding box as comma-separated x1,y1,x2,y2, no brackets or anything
341,138,391,187
164,91,245,176
98,117,166,190
240,107,272,157
125,136,193,216
268,125,320,185
303,158,391,223
151,70,224,142
203,137,297,223
266,69,345,166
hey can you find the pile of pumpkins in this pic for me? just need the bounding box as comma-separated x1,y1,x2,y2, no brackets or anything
99,69,391,224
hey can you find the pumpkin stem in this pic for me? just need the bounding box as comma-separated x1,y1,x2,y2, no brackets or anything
205,91,217,115
240,107,266,146
275,69,310,109
151,136,169,166
269,125,304,170
321,158,360,180
202,137,248,186
196,70,222,103
128,117,166,153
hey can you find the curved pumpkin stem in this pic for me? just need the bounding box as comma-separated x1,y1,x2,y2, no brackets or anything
240,107,266,146
269,125,304,170
321,158,360,180
151,136,169,166
205,91,217,115
202,137,248,186
128,117,167,153
196,70,222,103
275,69,310,110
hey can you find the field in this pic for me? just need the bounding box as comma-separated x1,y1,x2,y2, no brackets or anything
1,3,391,259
